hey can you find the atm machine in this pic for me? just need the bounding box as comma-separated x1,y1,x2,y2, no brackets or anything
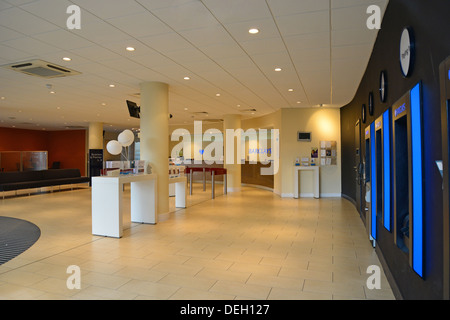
364,122,377,245
439,56,450,299
375,109,392,232
392,82,424,278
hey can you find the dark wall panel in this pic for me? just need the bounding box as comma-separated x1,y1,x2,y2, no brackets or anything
340,0,450,299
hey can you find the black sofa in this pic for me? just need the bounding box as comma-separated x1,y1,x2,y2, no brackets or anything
0,169,90,195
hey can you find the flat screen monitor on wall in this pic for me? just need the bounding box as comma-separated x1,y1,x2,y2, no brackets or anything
127,100,140,119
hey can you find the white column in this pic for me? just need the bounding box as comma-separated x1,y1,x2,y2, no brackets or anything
140,81,169,216
223,114,242,192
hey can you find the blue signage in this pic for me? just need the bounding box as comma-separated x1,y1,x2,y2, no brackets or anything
410,82,423,278
394,103,406,117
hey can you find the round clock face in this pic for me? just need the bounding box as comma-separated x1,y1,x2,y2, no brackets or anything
379,71,386,102
400,27,414,77
362,104,366,123
368,92,374,116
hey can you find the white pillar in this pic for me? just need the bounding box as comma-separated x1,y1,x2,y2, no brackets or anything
88,122,103,150
140,81,169,216
223,114,242,192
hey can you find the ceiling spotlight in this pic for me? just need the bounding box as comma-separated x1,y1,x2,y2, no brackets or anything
216,93,221,97
63,57,71,61
126,47,135,51
50,91,55,94
296,101,301,104
274,67,282,72
249,28,259,34
101,103,106,106
184,76,190,80
184,107,188,110
109,84,115,88
288,88,294,92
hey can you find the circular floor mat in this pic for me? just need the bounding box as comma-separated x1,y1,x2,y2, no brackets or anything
0,217,41,265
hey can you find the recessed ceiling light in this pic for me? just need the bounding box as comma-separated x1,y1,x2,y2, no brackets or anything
50,91,55,94
63,57,71,61
184,107,188,110
296,101,301,104
274,67,282,72
109,84,115,88
101,103,106,106
288,88,294,92
249,28,259,34
184,76,190,80
126,47,135,52
216,93,221,97
237,104,241,107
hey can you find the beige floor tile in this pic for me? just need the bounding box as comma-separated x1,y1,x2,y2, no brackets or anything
169,287,235,300
117,279,179,299
268,287,332,300
0,184,395,300
209,280,271,300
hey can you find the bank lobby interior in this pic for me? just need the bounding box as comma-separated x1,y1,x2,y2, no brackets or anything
0,0,449,301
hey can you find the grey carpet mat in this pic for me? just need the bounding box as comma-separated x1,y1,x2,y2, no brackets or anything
0,217,41,265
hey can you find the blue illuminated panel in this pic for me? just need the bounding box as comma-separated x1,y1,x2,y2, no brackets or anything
383,110,391,231
371,122,376,239
410,82,423,277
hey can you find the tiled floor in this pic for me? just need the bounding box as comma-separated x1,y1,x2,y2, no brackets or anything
0,184,395,300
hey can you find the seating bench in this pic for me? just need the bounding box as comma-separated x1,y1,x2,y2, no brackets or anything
0,169,90,198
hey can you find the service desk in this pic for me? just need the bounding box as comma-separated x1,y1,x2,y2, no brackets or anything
91,174,157,238
293,166,320,199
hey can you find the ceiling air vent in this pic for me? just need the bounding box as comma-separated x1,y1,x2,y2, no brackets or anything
3,59,81,78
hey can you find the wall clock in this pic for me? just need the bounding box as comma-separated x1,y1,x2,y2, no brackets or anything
400,27,415,77
362,104,366,123
368,92,374,116
379,70,387,102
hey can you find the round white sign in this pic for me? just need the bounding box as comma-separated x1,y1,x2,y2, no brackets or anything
400,28,413,77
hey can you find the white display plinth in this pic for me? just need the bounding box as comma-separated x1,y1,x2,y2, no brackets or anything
169,176,187,208
91,174,157,238
293,166,320,199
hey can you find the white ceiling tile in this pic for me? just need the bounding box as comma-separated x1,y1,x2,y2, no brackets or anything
71,0,144,20
136,0,197,11
0,26,24,42
151,1,218,32
267,0,330,16
202,0,272,24
276,11,330,36
0,7,59,35
140,32,192,53
3,36,62,56
106,12,172,38
32,29,94,50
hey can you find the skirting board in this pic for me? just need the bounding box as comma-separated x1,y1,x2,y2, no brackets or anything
282,193,342,198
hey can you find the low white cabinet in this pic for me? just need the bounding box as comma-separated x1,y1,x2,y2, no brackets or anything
293,166,320,199
91,174,157,238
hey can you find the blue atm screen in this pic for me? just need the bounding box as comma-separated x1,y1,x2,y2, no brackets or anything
371,122,376,239
410,83,423,277
383,110,391,231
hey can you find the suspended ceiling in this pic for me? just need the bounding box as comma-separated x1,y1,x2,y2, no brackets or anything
0,0,388,132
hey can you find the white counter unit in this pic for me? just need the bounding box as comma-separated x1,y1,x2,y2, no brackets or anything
293,166,320,199
91,174,157,238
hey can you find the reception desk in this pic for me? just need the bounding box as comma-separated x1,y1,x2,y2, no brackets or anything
293,166,320,199
91,174,157,238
